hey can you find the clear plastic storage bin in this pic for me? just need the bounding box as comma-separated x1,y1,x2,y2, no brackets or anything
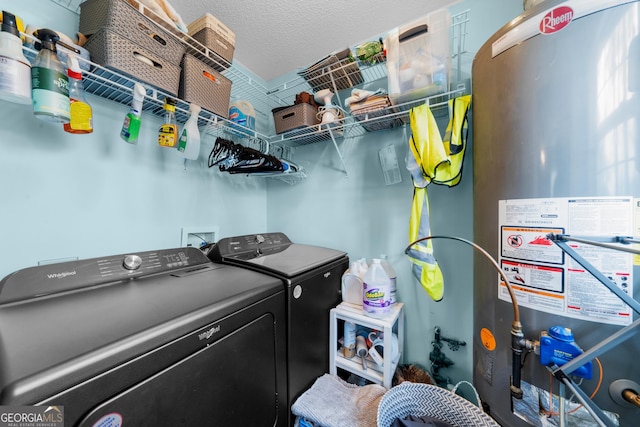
384,9,451,109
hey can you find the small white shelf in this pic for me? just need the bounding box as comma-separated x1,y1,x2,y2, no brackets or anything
330,302,404,389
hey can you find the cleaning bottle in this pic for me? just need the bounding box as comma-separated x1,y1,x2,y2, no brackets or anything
341,260,364,306
158,97,178,147
0,10,31,104
176,103,201,160
120,83,145,144
362,258,392,318
228,100,255,136
31,28,69,123
379,254,397,304
63,55,92,134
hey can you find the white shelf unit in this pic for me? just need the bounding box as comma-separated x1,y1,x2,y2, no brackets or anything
329,302,404,389
43,0,470,181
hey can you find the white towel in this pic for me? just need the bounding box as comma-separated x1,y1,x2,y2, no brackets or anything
292,374,387,427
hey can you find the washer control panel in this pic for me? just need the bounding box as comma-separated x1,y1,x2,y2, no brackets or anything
0,247,211,304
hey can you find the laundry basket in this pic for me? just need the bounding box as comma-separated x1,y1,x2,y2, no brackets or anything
377,383,500,427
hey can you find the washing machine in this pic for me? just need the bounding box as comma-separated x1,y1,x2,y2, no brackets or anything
0,246,288,427
208,232,349,422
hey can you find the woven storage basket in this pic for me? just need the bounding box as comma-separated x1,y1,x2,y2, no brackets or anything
188,14,235,70
272,103,320,135
79,0,184,65
84,28,181,96
377,383,500,427
179,54,232,118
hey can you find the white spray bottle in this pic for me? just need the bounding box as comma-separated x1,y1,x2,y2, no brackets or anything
176,103,201,160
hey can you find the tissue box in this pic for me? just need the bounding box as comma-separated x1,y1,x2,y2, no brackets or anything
385,9,451,109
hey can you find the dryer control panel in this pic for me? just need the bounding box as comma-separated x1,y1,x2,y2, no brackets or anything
0,247,212,304
210,232,292,261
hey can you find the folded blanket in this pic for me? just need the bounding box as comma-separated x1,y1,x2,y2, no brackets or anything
292,374,387,427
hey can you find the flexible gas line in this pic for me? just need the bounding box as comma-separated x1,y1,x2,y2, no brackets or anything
405,235,537,398
404,235,520,323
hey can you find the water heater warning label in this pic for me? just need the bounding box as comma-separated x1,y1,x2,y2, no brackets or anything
498,197,634,326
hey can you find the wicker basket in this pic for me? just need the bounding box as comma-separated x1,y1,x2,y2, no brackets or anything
79,0,185,65
179,54,232,118
187,14,235,70
84,28,181,96
272,103,320,135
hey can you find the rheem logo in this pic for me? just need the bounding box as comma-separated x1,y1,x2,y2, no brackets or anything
540,6,574,34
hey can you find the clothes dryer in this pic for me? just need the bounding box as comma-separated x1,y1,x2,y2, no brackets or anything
208,232,348,422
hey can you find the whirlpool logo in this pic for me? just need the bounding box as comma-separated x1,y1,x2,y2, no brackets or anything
47,271,76,280
198,324,221,341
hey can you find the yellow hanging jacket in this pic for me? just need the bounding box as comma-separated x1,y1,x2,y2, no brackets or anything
407,95,471,301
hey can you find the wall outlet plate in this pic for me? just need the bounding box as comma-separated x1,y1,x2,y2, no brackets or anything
181,226,220,248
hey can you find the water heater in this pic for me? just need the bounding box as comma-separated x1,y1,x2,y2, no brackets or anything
472,1,640,426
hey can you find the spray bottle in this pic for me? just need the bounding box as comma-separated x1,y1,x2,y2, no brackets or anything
120,83,145,143
0,11,31,104
31,28,69,122
176,103,201,160
158,97,178,147
64,55,92,134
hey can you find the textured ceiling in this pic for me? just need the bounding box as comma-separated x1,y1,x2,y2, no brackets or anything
171,0,460,82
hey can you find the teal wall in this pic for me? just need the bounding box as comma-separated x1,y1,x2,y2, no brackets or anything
0,0,268,277
267,0,523,386
0,0,522,387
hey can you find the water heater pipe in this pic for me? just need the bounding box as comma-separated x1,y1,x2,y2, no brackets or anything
404,235,536,398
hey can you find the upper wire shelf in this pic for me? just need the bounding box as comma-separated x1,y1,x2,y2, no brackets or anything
40,1,470,181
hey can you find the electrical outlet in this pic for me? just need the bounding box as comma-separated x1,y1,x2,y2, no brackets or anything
181,226,219,248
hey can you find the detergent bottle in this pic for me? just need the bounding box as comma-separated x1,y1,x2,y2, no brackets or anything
121,83,145,143
228,100,255,136
362,259,392,318
31,28,69,122
64,55,92,134
158,97,178,147
176,103,201,160
0,11,31,104
341,260,364,306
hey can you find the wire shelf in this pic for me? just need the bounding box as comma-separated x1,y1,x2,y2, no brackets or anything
36,2,470,182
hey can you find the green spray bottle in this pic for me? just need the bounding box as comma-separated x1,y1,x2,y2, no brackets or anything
31,28,69,122
120,83,145,143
